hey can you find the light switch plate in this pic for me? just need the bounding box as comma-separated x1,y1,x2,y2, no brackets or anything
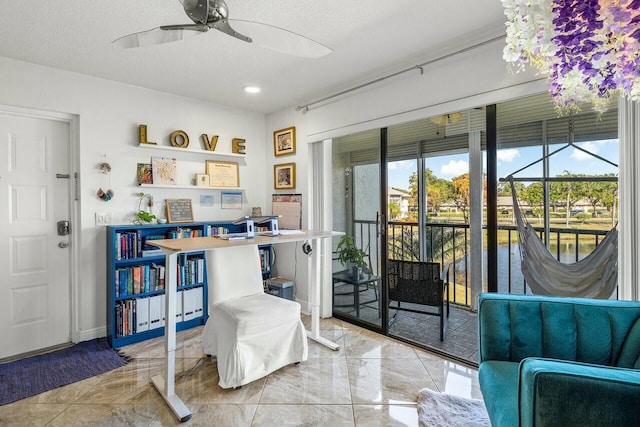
96,212,113,226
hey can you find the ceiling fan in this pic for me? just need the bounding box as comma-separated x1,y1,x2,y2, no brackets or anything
113,0,332,58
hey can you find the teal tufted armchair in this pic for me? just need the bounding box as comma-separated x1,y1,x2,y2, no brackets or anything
477,293,640,427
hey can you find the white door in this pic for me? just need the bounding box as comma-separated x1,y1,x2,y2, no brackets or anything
0,113,71,359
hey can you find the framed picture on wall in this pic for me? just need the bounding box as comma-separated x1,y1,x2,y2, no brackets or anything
273,126,296,156
206,160,240,187
274,162,296,190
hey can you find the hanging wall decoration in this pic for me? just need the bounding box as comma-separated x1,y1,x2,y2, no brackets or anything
97,154,114,201
502,0,640,113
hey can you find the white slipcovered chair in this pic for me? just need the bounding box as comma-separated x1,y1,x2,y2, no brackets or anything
202,244,308,389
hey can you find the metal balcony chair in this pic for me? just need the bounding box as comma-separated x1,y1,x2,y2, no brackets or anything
387,260,449,341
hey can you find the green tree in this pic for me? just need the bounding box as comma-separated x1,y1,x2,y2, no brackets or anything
452,173,486,224
408,171,418,220
600,180,619,226
550,171,588,227
388,201,401,220
497,181,523,197
408,168,454,219
583,173,617,218
520,182,544,223
521,182,544,209
427,175,454,217
452,173,471,223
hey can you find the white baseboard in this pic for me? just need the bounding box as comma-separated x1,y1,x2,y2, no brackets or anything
75,326,106,343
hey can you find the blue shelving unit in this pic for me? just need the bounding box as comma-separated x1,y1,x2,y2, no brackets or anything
106,221,273,348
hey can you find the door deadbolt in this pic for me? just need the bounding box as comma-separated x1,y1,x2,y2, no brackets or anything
57,220,70,236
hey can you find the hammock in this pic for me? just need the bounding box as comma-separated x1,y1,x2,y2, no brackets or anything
508,178,618,299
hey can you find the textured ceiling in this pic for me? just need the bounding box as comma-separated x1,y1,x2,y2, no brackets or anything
0,1,506,114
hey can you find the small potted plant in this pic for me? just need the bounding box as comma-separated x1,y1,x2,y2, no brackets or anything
336,235,368,280
133,192,156,224
134,210,156,225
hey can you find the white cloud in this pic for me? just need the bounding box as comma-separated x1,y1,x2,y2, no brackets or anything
571,141,600,161
497,149,520,162
440,160,469,177
388,160,414,171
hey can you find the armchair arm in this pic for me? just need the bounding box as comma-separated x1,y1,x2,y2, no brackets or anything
518,358,640,427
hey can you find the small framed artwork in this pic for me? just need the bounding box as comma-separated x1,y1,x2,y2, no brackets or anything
200,195,214,207
206,160,240,187
273,126,296,157
151,157,177,185
221,192,243,209
136,163,152,185
274,162,296,190
195,174,209,187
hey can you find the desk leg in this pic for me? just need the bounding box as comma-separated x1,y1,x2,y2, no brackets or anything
305,238,340,351
151,252,192,423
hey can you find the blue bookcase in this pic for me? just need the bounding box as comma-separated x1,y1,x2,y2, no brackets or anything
106,221,273,348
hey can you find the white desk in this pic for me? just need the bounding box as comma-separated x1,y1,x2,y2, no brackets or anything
148,230,339,422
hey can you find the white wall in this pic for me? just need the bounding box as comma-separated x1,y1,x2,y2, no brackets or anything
264,110,313,309
0,57,267,340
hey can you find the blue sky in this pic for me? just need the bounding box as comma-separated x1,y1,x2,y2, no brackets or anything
388,140,619,191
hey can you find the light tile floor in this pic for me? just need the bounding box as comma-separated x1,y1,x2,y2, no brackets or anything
0,316,483,426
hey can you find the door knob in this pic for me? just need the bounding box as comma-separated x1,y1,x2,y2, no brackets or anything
58,241,70,248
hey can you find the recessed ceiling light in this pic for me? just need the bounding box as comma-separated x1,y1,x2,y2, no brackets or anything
243,85,261,94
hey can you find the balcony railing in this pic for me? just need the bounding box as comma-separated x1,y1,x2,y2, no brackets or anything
352,219,611,307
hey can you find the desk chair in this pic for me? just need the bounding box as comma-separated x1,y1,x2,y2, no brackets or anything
201,245,308,389
387,260,449,341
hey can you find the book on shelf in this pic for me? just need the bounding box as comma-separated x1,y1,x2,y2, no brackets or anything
167,227,200,239
143,234,165,249
205,225,229,236
127,269,133,295
115,264,168,298
115,231,143,259
142,249,164,257
133,266,141,294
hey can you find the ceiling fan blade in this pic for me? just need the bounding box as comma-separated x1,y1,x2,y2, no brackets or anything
112,24,208,48
211,19,252,43
228,19,332,58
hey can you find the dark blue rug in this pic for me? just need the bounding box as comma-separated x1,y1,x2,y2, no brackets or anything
0,338,130,406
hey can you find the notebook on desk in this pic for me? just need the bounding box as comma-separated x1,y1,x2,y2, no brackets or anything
274,230,304,235
217,233,247,240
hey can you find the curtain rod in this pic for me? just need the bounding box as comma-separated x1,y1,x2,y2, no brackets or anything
295,34,506,113
499,176,618,182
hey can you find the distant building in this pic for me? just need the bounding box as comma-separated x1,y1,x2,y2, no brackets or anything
388,187,411,219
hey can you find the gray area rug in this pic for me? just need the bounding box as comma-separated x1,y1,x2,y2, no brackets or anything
417,388,490,427
0,338,129,406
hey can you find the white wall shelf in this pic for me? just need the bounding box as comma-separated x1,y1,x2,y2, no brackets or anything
139,184,245,191
138,143,245,159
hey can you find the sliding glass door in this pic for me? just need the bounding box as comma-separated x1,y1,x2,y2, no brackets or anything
331,129,384,329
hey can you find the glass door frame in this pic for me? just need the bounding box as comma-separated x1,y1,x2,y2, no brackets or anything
331,128,390,334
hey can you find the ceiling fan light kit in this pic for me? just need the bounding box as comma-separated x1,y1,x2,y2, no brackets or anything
113,0,331,58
